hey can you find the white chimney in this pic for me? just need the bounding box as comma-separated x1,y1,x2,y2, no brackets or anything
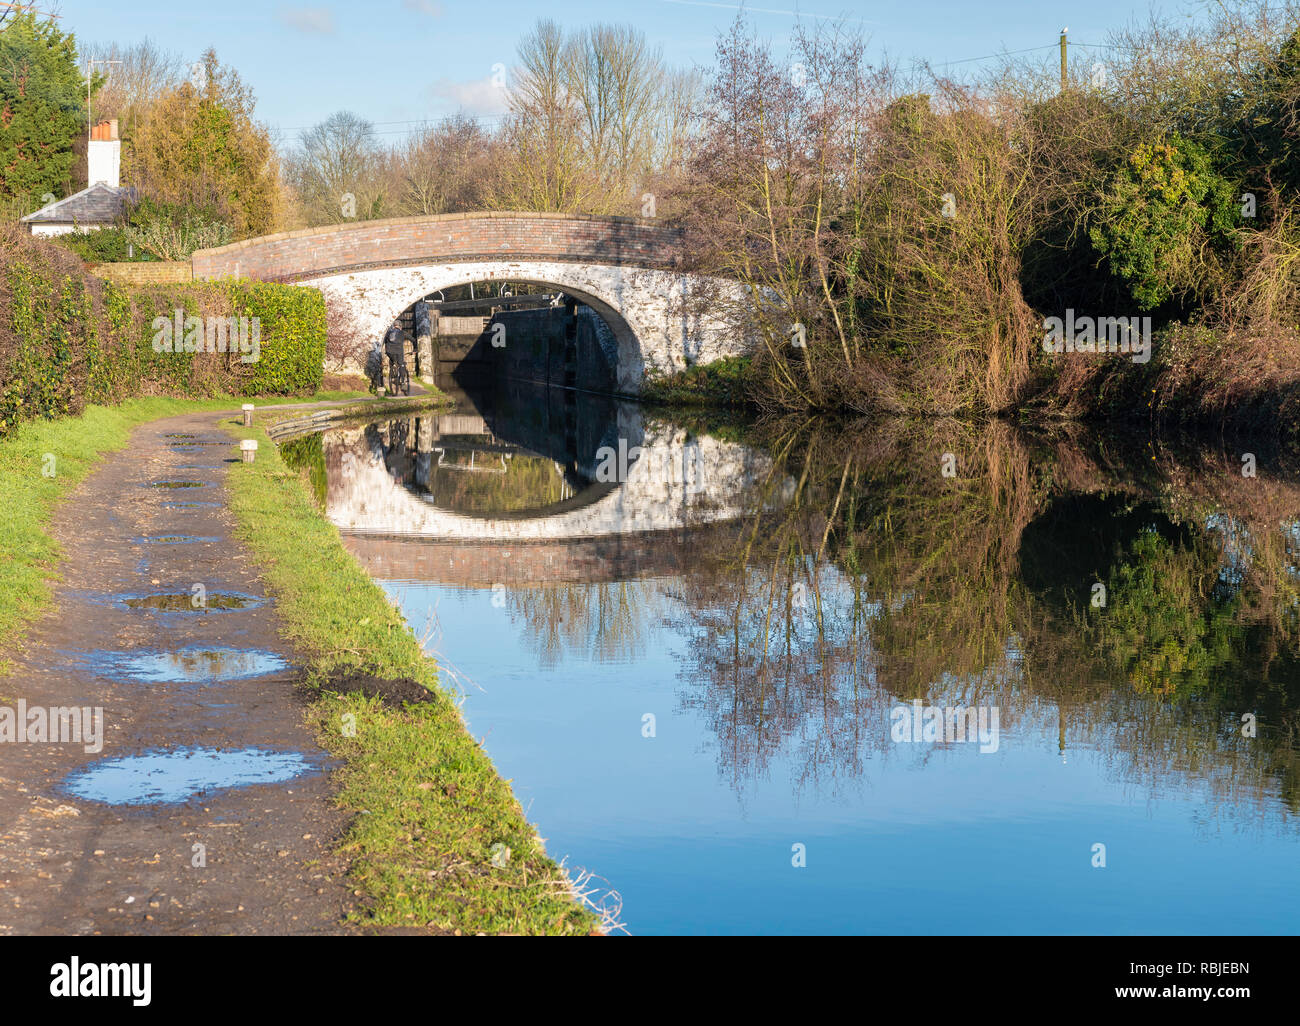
87,119,120,188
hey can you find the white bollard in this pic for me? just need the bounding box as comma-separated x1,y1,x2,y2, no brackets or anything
241,403,255,427
240,439,258,463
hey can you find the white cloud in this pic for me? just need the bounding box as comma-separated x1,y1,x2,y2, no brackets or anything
403,0,444,15
278,6,336,34
431,77,511,115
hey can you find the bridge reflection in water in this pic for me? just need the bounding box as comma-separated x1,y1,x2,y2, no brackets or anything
325,379,787,584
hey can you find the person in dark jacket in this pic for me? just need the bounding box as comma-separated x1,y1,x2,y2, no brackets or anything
383,320,408,394
365,337,385,392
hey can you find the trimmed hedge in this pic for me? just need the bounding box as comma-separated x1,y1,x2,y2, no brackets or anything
239,281,326,395
0,226,325,436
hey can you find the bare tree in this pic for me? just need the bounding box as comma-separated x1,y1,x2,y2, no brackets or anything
494,20,594,212
601,25,662,187
390,114,497,216
655,67,701,171
82,39,184,137
495,20,675,214
284,111,383,225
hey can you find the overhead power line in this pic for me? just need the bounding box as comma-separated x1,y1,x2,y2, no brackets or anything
940,43,1057,66
939,40,1133,67
279,112,512,134
276,35,1144,136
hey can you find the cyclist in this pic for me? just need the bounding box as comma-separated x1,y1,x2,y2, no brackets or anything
383,320,409,395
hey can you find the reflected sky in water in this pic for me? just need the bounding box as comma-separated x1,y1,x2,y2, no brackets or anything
78,646,291,684
384,579,1300,935
64,747,317,805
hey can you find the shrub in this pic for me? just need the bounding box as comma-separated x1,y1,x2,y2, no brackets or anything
642,356,753,406
125,212,233,261
1088,137,1239,311
52,227,156,264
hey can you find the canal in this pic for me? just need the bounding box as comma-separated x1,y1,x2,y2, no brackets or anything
287,377,1300,934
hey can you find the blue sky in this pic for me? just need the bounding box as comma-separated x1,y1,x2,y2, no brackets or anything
60,0,1193,145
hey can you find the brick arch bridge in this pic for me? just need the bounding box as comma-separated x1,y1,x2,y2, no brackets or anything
191,212,752,394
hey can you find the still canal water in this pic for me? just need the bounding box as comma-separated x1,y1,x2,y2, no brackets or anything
290,379,1300,934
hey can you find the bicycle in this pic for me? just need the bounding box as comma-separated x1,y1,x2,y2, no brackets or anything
388,355,411,397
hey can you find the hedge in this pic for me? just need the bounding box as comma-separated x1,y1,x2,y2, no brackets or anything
0,225,325,436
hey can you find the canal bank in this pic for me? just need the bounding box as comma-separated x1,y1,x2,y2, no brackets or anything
0,394,600,935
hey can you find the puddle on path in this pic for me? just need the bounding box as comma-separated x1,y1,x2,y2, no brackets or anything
146,481,207,489
81,645,291,684
133,536,219,545
114,591,264,613
174,465,222,471
63,746,316,805
161,501,221,509
162,433,197,439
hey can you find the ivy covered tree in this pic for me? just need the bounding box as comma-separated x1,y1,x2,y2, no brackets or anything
0,14,91,203
1089,136,1239,311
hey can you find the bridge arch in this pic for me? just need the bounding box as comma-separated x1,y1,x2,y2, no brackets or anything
321,263,650,392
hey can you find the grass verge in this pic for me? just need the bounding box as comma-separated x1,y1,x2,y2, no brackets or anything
224,418,601,935
0,393,359,664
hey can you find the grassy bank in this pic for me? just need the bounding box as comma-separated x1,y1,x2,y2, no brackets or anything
224,411,601,935
642,356,754,408
0,392,365,665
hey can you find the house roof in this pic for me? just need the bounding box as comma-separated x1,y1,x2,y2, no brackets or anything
21,184,138,226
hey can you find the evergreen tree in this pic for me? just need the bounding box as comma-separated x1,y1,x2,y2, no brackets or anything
0,14,90,203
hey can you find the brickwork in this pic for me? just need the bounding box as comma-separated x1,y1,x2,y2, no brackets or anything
91,262,193,285
342,528,736,586
191,212,684,282
190,212,754,394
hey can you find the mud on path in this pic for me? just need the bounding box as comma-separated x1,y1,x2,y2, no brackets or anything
0,410,358,935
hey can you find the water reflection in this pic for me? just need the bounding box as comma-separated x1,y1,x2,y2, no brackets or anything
64,746,317,805
321,380,786,541
114,592,264,613
80,646,291,684
315,384,1300,933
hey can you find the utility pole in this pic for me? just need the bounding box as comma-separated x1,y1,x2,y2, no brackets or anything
1060,28,1068,92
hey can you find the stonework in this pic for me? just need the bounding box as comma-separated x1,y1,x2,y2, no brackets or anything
90,262,194,286
304,261,747,393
